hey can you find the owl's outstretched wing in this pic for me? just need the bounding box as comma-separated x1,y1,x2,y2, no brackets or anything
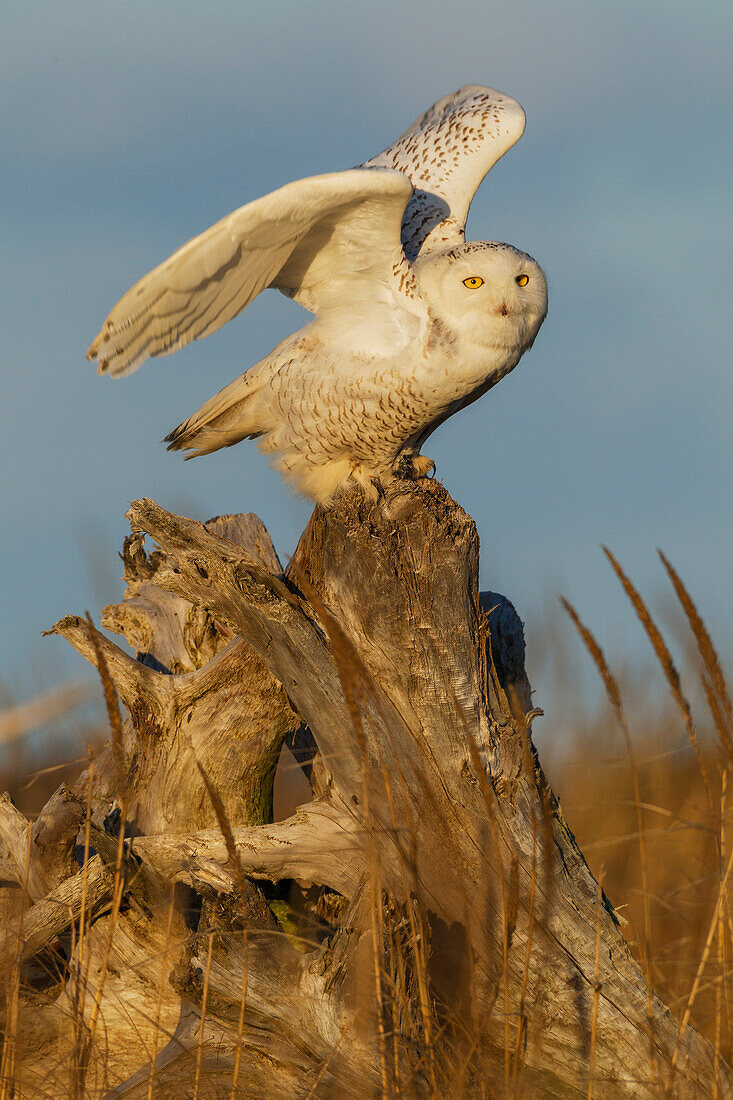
363,86,525,260
88,168,416,378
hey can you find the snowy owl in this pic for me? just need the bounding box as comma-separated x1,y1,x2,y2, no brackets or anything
88,86,547,502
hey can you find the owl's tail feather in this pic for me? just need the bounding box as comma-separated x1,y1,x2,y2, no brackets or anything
164,370,267,459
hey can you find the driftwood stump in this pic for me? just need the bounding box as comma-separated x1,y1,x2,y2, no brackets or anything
1,480,729,1098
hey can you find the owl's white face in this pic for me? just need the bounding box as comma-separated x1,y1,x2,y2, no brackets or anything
414,242,548,353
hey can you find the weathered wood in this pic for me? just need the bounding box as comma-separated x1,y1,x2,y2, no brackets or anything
101,512,282,675
47,514,299,835
0,784,85,899
0,855,112,969
49,617,299,833
5,481,729,1099
0,792,32,889
133,800,364,896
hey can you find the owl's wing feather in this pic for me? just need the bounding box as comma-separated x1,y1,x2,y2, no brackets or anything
88,168,415,378
363,85,525,259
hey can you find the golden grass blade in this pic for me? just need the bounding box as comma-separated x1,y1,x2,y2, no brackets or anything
363,680,438,1091
446,670,554,1094
377,765,436,1091
658,550,733,751
80,627,131,1078
0,827,32,1099
70,750,95,1096
286,562,390,1097
602,548,714,814
720,772,732,1074
560,595,655,1072
85,612,125,792
20,755,89,793
559,598,621,715
230,928,248,1100
512,818,537,1088
715,894,724,1097
84,844,126,1057
193,930,214,1100
196,762,254,1100
304,1019,354,1100
702,680,733,762
588,866,605,1100
385,923,401,1092
504,855,519,1088
146,884,177,1100
665,845,733,1094
196,762,245,895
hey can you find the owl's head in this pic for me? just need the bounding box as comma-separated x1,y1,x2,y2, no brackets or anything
414,242,547,352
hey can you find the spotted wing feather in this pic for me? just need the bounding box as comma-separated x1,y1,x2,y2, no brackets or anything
363,85,525,260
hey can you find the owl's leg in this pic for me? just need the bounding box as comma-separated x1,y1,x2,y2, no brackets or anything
393,453,436,480
345,464,384,503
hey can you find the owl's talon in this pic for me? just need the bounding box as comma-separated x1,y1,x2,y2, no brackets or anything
393,454,436,481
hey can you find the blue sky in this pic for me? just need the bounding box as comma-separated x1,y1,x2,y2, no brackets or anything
1,2,731,722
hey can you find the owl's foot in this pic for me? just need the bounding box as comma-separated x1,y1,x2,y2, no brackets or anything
393,453,436,481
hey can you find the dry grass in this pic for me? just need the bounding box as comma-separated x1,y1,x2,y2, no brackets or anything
546,723,731,1059
1,554,732,1096
547,551,733,1080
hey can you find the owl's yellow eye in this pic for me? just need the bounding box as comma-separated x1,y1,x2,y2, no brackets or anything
515,274,529,287
462,276,484,289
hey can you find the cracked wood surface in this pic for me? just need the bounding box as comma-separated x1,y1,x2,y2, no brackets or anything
2,481,729,1098
0,855,112,970
133,800,365,897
